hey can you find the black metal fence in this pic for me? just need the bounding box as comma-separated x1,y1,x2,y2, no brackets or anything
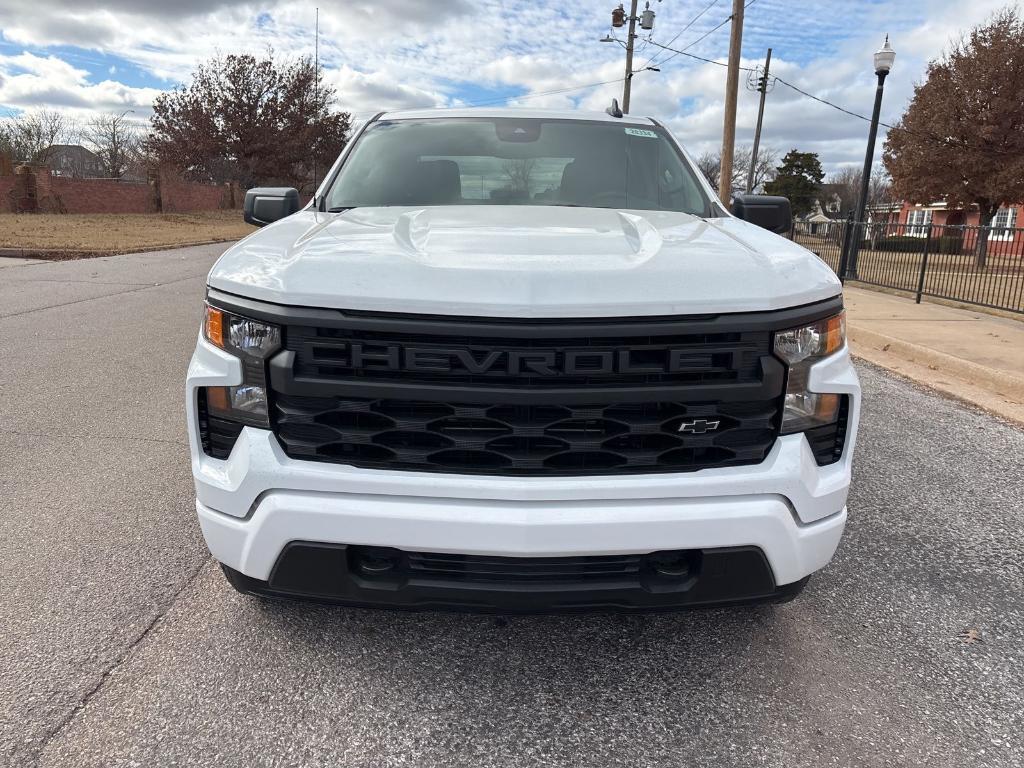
791,220,1024,314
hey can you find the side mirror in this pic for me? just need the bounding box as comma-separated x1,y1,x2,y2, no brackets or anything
244,187,300,227
731,194,792,235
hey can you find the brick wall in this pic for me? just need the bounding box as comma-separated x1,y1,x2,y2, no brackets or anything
47,176,155,214
158,168,231,213
0,165,239,214
0,176,15,212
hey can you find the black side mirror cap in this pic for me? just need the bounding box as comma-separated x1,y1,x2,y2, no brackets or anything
244,187,300,227
731,194,792,235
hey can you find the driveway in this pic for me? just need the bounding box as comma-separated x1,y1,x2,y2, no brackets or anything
1,246,1021,767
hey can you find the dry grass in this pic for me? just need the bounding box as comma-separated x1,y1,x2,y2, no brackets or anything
0,211,256,256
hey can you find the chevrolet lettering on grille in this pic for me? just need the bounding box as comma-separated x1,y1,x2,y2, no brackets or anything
340,342,717,377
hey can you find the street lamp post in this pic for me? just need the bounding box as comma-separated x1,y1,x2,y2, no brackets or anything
846,36,895,279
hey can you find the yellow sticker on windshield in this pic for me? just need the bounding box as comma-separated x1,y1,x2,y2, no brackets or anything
624,127,658,138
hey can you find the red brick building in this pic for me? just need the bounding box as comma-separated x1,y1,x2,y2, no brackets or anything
868,200,1021,256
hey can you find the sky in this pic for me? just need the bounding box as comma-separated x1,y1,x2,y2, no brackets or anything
0,0,1015,173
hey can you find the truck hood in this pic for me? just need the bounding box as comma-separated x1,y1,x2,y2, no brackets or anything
209,206,840,317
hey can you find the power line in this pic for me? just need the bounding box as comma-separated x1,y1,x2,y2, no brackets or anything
770,75,1020,158
645,38,757,71
644,0,719,69
771,75,883,125
651,14,733,67
648,0,758,69
646,37,1021,159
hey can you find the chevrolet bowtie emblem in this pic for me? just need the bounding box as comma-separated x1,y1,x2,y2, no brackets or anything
677,418,720,434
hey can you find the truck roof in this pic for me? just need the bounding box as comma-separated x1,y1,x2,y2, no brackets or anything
377,106,657,125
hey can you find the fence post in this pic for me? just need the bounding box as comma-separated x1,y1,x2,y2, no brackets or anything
837,214,854,283
914,223,933,304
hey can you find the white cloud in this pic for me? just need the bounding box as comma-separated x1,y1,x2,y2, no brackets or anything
0,0,1013,172
0,52,161,119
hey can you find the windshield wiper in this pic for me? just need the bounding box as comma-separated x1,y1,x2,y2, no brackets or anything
326,206,358,213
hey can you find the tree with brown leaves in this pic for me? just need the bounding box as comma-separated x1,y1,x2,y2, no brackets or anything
883,7,1024,266
147,52,351,193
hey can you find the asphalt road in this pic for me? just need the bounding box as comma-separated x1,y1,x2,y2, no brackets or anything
1,245,1022,768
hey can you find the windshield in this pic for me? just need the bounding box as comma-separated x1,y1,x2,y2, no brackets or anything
323,117,712,216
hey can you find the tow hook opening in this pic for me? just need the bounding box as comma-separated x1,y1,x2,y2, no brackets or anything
640,550,703,593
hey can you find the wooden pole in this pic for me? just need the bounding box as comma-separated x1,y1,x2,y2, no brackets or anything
622,0,640,113
718,0,745,205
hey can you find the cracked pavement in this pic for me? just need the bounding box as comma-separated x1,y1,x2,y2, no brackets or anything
1,246,1022,767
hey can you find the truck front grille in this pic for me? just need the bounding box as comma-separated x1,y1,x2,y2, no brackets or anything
272,394,779,475
239,301,850,477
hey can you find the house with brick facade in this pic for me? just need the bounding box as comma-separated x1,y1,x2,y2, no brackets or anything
867,200,1021,256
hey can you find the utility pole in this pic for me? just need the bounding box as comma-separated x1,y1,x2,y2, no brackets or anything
622,0,639,113
602,3,657,114
745,47,771,194
718,0,745,205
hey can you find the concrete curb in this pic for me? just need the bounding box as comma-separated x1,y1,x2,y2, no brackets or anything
849,324,1024,402
0,239,234,261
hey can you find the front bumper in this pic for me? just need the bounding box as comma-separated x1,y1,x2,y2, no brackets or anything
219,544,812,613
187,333,860,610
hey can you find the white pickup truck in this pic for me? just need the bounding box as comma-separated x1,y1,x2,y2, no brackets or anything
186,107,859,612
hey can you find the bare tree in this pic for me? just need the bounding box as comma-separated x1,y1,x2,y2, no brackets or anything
696,151,720,189
735,146,778,193
82,111,141,178
826,167,860,214
696,146,777,194
502,158,536,194
0,109,74,166
827,166,893,215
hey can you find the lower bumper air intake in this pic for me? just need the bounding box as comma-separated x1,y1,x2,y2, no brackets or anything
221,542,809,613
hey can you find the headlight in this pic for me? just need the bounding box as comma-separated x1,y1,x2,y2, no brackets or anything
774,312,845,434
202,304,281,427
204,305,281,358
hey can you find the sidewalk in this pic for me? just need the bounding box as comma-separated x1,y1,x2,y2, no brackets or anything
844,286,1024,425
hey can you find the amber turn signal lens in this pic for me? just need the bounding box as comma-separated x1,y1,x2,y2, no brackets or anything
204,305,224,349
822,312,845,357
206,385,231,413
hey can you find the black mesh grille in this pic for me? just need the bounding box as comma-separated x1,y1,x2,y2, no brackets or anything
405,551,645,584
273,394,779,475
260,308,800,477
